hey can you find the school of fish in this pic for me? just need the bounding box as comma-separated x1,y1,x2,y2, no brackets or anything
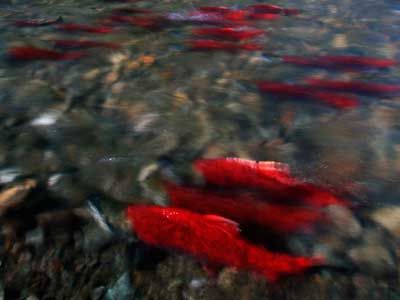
7,1,399,110
126,157,353,281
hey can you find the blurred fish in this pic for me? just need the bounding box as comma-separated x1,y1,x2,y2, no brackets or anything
167,10,247,26
7,46,87,61
282,55,399,70
247,13,281,21
192,27,265,41
105,15,135,24
194,158,350,208
197,6,232,14
195,158,293,190
52,39,120,49
126,205,323,281
305,78,400,95
192,7,249,22
107,15,167,29
105,14,161,27
247,4,300,16
111,7,153,14
188,39,262,52
107,9,249,29
57,23,113,33
166,182,325,233
13,16,63,27
135,17,166,29
220,10,249,22
257,81,359,109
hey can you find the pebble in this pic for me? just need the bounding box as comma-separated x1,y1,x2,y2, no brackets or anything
217,268,238,291
189,278,208,289
125,60,141,71
0,168,21,184
47,174,88,207
370,206,400,239
25,227,45,248
173,90,190,106
202,143,229,159
133,113,159,133
349,244,396,276
332,34,348,48
30,110,61,127
104,273,135,300
111,82,126,94
109,53,128,66
83,68,101,81
138,55,156,66
103,72,119,85
78,201,116,251
349,228,397,276
0,179,37,217
325,205,362,239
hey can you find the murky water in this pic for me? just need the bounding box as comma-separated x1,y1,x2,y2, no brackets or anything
0,0,399,299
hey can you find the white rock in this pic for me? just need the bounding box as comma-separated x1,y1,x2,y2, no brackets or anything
0,168,20,184
30,110,61,126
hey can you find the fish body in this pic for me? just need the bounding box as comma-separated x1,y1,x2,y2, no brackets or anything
195,7,249,22
247,4,300,15
103,14,166,29
197,6,232,14
111,7,152,14
167,11,224,25
247,13,281,20
222,10,249,21
282,55,398,69
57,23,113,33
13,17,62,27
126,205,323,281
107,15,135,24
194,158,295,189
111,15,131,22
53,39,120,49
257,81,359,109
305,78,400,95
7,46,86,61
194,158,349,208
166,183,324,233
127,15,167,29
192,27,265,40
188,39,262,52
168,11,248,26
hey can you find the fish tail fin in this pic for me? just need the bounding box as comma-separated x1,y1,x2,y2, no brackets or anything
61,51,88,60
241,43,262,51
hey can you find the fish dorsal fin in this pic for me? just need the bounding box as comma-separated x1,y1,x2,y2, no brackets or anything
204,214,240,233
257,161,290,173
224,157,291,175
256,160,298,185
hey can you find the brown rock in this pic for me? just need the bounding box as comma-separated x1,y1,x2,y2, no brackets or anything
370,206,400,239
325,205,362,239
0,179,37,216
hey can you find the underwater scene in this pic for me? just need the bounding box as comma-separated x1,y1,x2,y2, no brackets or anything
0,0,399,299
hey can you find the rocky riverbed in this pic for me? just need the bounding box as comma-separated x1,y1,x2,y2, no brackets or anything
1,0,400,299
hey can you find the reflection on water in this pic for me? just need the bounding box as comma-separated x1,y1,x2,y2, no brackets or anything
0,0,399,299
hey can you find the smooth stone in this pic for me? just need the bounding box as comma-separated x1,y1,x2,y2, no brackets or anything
370,206,400,239
0,179,37,217
103,273,135,300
